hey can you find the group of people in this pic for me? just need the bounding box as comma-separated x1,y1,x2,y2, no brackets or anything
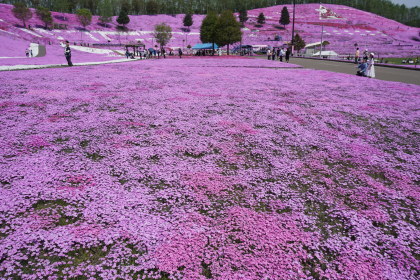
25,48,33,57
355,48,375,78
267,47,291,63
125,47,184,59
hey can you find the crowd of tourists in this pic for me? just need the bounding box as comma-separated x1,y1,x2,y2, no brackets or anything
355,48,376,78
125,46,184,60
266,47,291,63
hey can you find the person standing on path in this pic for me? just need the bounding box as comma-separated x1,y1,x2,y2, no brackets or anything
178,48,183,58
267,49,271,60
279,48,284,62
64,41,73,66
272,48,276,61
355,48,360,64
363,49,369,61
367,53,376,78
285,48,290,63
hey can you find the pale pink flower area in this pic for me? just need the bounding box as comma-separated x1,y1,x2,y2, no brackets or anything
0,57,419,279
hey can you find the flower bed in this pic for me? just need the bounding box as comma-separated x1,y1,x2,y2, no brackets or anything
0,58,418,280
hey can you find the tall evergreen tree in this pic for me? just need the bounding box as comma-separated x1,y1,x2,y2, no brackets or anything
293,33,306,52
12,3,32,28
121,0,131,14
238,8,248,27
279,6,290,28
36,7,53,29
257,12,266,25
183,13,193,31
98,0,113,26
116,6,130,28
200,11,219,54
215,10,242,55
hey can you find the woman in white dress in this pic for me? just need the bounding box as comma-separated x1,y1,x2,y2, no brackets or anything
367,53,376,78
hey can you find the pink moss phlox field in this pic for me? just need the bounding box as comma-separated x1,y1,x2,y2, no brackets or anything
0,58,419,279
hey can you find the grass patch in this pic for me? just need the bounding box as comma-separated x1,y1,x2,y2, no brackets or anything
184,151,206,158
86,152,104,161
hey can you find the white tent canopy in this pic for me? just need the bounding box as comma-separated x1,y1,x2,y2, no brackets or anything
313,50,338,57
305,41,325,48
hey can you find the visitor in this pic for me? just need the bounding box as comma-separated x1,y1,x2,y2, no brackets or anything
355,47,360,64
272,48,276,61
161,48,166,58
267,49,271,60
178,48,183,58
363,49,369,61
356,58,368,77
367,53,376,78
64,40,73,66
25,49,29,57
125,49,130,59
218,48,222,56
285,48,290,63
279,48,284,62
30,49,33,57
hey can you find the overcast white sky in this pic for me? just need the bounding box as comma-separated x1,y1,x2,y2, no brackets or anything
389,0,419,7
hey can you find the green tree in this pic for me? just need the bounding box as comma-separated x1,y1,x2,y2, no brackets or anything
116,5,130,27
238,8,248,27
36,7,53,29
98,0,113,26
293,33,306,52
132,0,141,14
183,13,193,31
279,6,290,28
146,0,159,15
76,8,92,29
257,12,265,25
215,10,242,55
200,11,218,54
54,0,69,14
121,0,131,14
12,3,33,28
154,23,172,47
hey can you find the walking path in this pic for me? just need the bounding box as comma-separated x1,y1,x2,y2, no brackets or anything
288,57,420,85
0,57,140,71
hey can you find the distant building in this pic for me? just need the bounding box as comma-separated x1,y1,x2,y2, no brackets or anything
304,41,325,56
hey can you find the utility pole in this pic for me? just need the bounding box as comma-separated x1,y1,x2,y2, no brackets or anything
319,1,323,58
291,0,296,54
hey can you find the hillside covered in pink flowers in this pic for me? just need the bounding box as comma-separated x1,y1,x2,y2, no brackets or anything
0,56,419,279
0,3,419,60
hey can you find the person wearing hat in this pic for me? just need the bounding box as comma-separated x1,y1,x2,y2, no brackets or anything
64,40,73,66
367,53,375,78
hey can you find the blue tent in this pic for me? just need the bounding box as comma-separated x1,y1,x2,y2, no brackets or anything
192,43,219,50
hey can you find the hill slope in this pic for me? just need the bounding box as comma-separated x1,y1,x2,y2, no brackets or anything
0,3,419,58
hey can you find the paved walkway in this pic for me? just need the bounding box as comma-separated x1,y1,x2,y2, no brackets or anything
288,57,420,85
0,58,140,71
